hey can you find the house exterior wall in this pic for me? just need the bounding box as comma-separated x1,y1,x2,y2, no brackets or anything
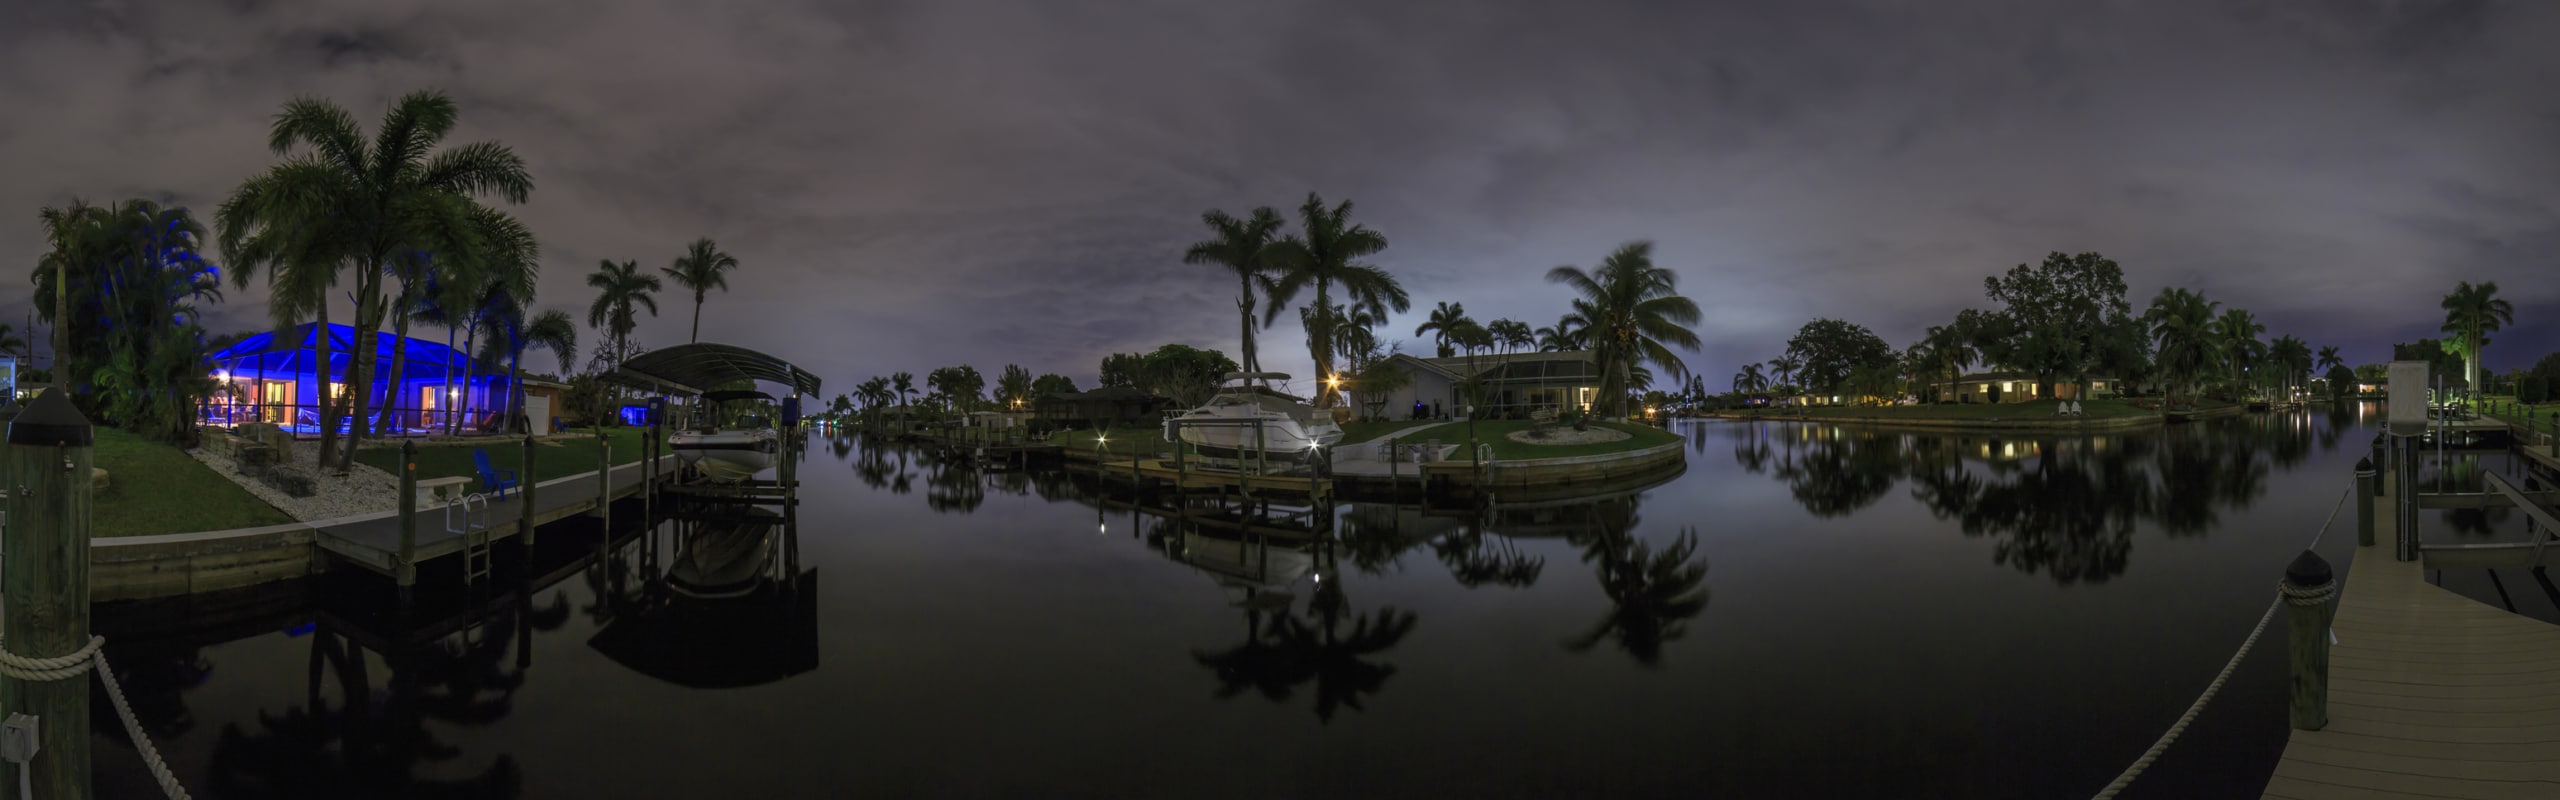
1367,370,1461,420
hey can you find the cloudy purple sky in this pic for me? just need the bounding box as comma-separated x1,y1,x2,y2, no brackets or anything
4,0,2554,396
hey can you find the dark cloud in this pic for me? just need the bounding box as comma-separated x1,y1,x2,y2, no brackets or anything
4,0,2558,399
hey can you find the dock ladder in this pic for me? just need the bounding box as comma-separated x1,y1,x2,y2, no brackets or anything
446,492,496,585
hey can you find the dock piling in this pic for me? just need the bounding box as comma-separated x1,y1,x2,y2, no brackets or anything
397,440,419,590
2,390,95,800
521,434,538,548
2282,550,2338,731
2354,457,2376,548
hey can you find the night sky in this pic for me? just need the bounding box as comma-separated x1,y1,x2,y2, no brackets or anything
4,0,2554,395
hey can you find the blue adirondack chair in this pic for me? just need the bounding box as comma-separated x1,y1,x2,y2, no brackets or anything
472,449,519,499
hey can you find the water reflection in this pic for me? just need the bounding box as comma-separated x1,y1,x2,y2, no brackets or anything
1721,412,2343,584
1566,526,1709,666
1158,522,1420,723
588,507,819,688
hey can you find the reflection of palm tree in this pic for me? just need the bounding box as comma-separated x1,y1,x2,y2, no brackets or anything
1566,526,1709,666
923,452,986,513
1780,431,1905,516
1433,529,1545,588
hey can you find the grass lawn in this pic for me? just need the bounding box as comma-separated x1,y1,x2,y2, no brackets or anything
353,427,652,489
1337,419,1443,445
1437,420,1683,460
94,427,293,536
1733,397,2156,421
2476,395,2557,428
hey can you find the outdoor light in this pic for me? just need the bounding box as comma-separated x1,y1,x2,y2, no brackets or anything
216,370,230,383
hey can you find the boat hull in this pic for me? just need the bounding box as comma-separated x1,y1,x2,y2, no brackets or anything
670,429,780,481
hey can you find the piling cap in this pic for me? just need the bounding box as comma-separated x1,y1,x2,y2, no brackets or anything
2354,456,2375,474
2284,549,2333,587
7,388,91,447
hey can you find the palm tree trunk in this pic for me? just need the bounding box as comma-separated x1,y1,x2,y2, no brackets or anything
457,319,480,434
315,304,339,469
1238,274,1257,373
53,250,69,393
690,293,703,344
440,323,460,436
372,298,413,438
337,277,387,473
1311,281,1334,408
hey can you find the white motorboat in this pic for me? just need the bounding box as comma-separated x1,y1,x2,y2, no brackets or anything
1167,372,1342,463
669,390,782,482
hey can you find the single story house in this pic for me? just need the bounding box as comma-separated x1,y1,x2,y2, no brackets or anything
1356,351,1602,420
203,322,508,436
1937,372,2118,404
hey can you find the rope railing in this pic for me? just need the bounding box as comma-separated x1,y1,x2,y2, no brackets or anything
0,635,194,800
2086,481,2352,800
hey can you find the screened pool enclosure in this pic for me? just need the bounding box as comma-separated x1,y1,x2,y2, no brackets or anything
201,322,511,437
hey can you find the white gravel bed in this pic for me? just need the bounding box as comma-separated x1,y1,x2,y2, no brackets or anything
188,439,404,523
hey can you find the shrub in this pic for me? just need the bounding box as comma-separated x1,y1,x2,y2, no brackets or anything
2522,376,2550,405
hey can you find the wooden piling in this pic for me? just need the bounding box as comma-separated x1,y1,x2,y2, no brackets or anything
594,426,611,526
521,434,538,547
2354,456,2376,548
2284,550,2337,731
397,440,419,588
3,390,95,800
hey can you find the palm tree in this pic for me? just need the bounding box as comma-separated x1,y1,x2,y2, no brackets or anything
2315,345,2345,374
1488,318,1535,355
1546,242,1700,418
1265,193,1410,407
1184,207,1285,372
891,371,917,408
1731,363,1767,395
585,259,661,375
477,305,577,431
2268,335,2312,402
1767,356,1803,397
377,204,537,436
1414,301,1471,358
2213,308,2265,399
37,200,108,393
1922,324,1976,403
663,237,741,344
2146,287,2221,412
2438,281,2513,394
217,90,532,470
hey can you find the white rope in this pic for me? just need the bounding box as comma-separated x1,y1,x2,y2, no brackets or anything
2086,480,2352,800
0,635,193,799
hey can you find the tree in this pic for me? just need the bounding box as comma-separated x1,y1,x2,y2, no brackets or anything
1781,319,1892,399
1265,193,1409,407
927,365,984,412
1415,301,1471,358
1449,321,1495,409
1919,323,1977,403
1184,207,1285,372
996,364,1035,409
1731,363,1767,395
1980,252,2133,399
1536,313,1588,352
2145,287,2220,411
1766,355,1802,396
377,203,537,437
1130,344,1241,406
35,199,227,442
1488,318,1534,355
2315,345,2345,374
1351,359,1411,421
1098,353,1143,389
890,371,916,408
1546,242,1702,417
663,237,740,344
2268,335,2312,401
217,90,533,470
2439,281,2513,395
2391,338,2465,386
585,259,661,378
1030,373,1079,397
478,305,577,431
2213,308,2265,399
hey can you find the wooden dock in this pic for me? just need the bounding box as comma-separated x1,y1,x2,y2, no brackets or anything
1070,457,1332,499
2260,467,2560,799
315,455,679,578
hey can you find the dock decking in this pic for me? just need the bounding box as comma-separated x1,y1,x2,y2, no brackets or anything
2261,467,2560,799
315,455,679,577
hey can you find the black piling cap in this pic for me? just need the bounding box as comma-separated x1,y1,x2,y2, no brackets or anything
2284,549,2333,587
2355,456,2374,474
7,388,92,447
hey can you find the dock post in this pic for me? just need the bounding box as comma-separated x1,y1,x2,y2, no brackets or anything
594,425,610,522
2354,457,2376,547
2,390,95,800
2282,550,2338,731
1389,436,1401,496
521,434,539,547
397,440,419,590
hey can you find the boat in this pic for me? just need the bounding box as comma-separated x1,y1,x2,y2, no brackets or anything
669,389,782,481
1166,372,1343,463
668,509,780,599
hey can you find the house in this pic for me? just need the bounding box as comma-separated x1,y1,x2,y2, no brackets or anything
1034,387,1177,426
203,322,508,436
1936,372,2118,404
520,378,569,434
1357,351,1602,420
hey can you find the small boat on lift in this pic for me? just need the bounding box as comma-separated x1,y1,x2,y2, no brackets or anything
669,389,782,482
1168,372,1342,463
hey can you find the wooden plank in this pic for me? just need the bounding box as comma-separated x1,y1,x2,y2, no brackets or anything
2272,758,2560,800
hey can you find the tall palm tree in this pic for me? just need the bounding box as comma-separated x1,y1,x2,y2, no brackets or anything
218,90,532,470
37,200,108,393
2438,281,2513,393
663,237,741,344
2267,335,2312,402
1536,312,1588,352
1414,301,1471,358
585,259,661,375
891,371,916,408
378,204,536,436
1488,318,1535,355
1265,193,1410,407
1546,242,1701,418
2146,287,2221,411
2213,308,2265,398
1183,207,1285,373
477,305,577,431
1731,363,1767,395
1922,324,1976,403
1767,356,1802,396
2315,345,2344,374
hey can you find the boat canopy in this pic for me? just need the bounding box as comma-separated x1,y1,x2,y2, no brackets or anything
1220,371,1292,382
703,389,778,403
608,343,823,398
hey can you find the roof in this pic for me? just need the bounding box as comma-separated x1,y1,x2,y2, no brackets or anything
1946,371,2118,384
1403,350,1595,379
1478,357,1599,384
207,322,486,381
608,343,822,397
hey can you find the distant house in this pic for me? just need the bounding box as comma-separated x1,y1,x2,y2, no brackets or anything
1358,351,1601,420
1034,387,1177,426
1937,372,2118,404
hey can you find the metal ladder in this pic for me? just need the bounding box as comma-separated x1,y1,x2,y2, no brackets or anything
446,492,495,585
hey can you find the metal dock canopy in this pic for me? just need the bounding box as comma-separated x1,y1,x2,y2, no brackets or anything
608,342,823,397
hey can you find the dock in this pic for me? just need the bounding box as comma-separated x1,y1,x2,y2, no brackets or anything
1069,457,1332,500
2261,460,2560,799
315,455,680,578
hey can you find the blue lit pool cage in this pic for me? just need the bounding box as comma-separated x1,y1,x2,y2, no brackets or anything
201,322,510,438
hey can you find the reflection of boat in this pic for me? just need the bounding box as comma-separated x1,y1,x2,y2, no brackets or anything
1178,527,1315,592
668,509,781,599
669,390,781,482
1170,373,1342,462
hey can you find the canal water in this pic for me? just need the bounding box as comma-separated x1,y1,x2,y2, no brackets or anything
89,405,2556,798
